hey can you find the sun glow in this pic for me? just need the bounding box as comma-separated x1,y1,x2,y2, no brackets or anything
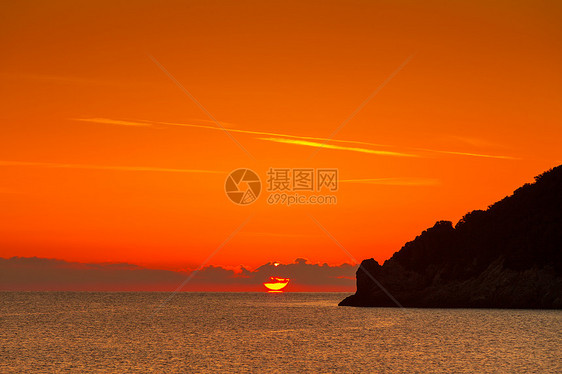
263,277,290,292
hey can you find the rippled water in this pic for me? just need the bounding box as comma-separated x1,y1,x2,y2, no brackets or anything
1,292,560,372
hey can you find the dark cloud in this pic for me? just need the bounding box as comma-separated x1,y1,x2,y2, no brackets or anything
0,257,357,292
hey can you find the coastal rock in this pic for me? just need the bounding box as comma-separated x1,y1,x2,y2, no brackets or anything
340,165,562,308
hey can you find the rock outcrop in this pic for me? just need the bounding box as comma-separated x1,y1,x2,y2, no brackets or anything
340,165,562,308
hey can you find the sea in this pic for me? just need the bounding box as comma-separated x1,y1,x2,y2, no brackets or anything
1,292,560,373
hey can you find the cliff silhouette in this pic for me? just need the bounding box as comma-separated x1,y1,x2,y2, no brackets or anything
340,165,562,308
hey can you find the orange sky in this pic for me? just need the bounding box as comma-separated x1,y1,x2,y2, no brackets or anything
1,0,561,272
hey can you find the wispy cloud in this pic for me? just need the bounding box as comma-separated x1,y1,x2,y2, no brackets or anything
0,161,223,174
414,148,515,160
258,138,417,157
76,118,153,127
75,118,390,148
0,73,117,86
445,135,506,149
241,231,320,238
75,118,516,160
339,177,440,186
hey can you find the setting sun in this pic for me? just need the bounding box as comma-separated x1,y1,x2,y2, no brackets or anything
263,277,290,292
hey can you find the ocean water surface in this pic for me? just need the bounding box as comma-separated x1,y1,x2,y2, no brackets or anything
1,292,560,372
